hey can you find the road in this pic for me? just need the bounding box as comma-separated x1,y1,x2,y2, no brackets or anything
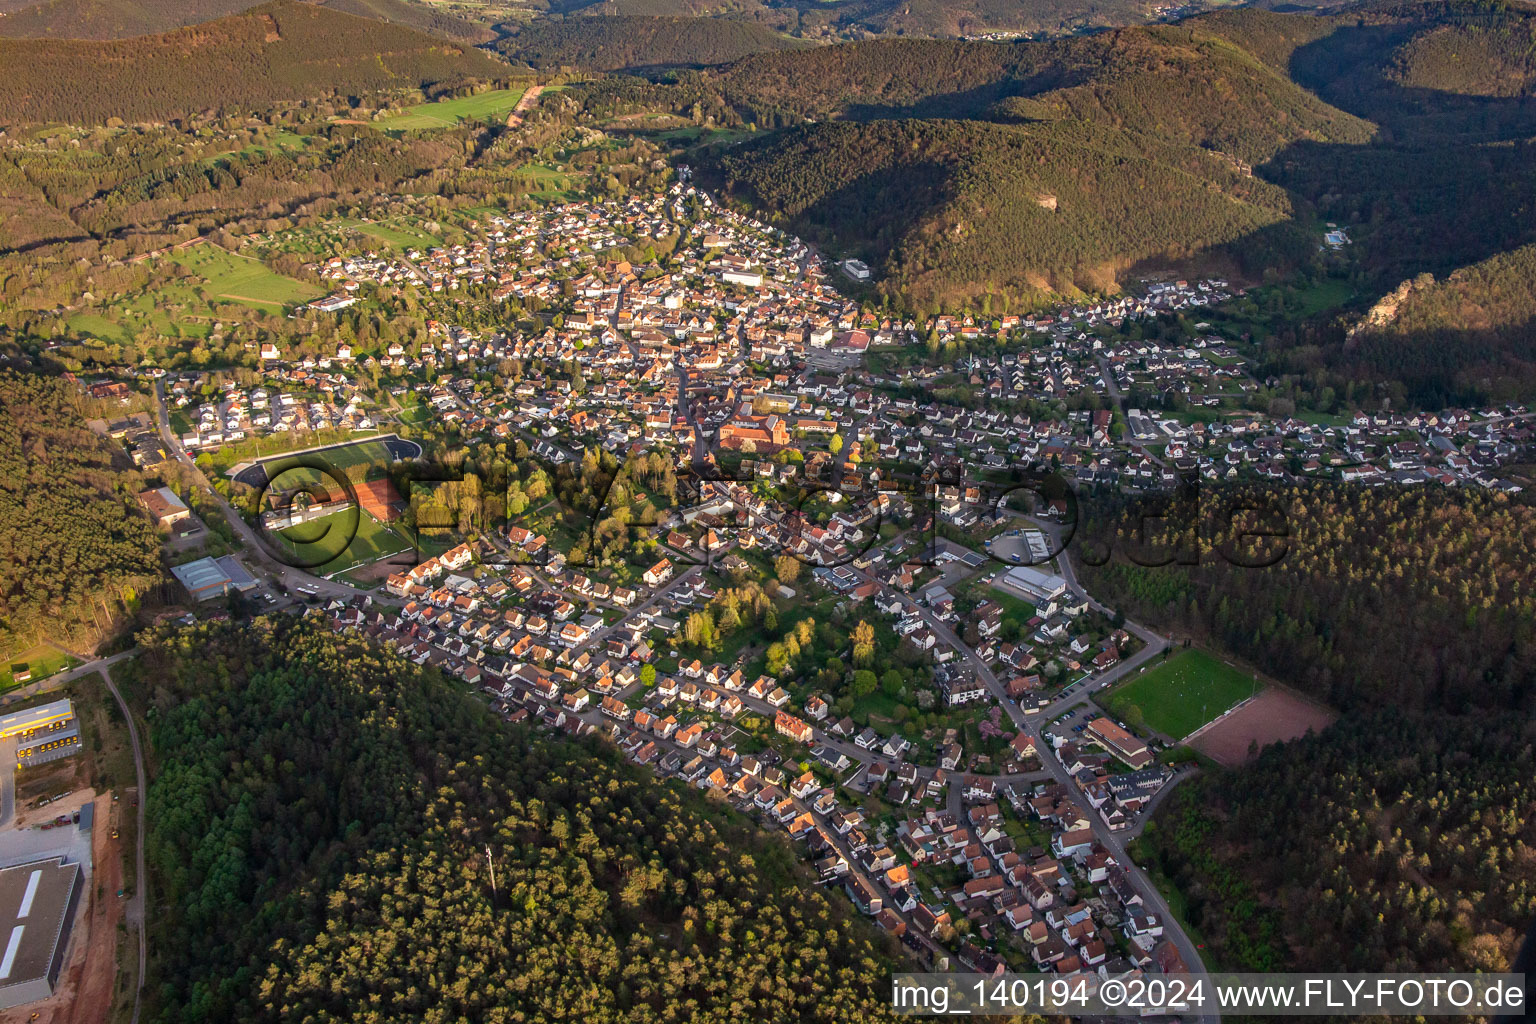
839,548,1214,1018
100,661,148,1024
0,736,13,829
152,380,397,605
505,84,544,129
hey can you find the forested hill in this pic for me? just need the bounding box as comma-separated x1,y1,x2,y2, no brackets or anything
1078,481,1536,975
0,0,493,43
1293,243,1536,408
0,370,161,655
668,23,1372,310
134,617,904,1024
556,1,1536,328
498,15,809,70
1194,2,1536,404
0,1,508,124
566,21,1377,309
711,117,1299,312
1081,481,1536,715
540,0,1200,41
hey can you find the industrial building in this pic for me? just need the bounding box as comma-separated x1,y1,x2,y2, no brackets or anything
998,564,1068,604
0,700,73,741
170,555,259,601
0,858,83,1009
0,699,82,768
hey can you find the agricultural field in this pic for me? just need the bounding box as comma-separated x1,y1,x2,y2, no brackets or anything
66,244,319,345
168,244,322,310
1102,647,1261,740
381,87,527,130
273,508,412,577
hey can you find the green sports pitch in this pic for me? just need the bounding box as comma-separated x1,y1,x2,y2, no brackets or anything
1102,648,1262,740
274,508,411,577
261,439,393,487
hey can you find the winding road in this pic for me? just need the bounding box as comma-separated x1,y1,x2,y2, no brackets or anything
100,663,148,1024
840,545,1217,1020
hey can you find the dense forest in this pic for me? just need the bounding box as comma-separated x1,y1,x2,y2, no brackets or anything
711,117,1301,312
132,617,904,1023
0,369,161,655
1080,481,1536,713
1142,710,1535,973
1080,481,1536,973
498,15,807,70
1265,244,1536,408
0,1,508,124
0,0,493,41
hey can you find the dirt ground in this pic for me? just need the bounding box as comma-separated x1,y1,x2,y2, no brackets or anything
505,84,544,128
341,559,400,583
1191,687,1337,765
15,760,87,825
0,792,124,1024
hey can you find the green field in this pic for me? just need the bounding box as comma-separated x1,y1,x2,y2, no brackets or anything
1,646,79,692
169,245,322,310
259,439,394,484
69,244,320,345
382,87,526,131
1103,648,1261,740
274,508,411,577
512,162,576,199
348,220,440,250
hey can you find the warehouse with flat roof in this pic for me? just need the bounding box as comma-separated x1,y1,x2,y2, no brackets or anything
170,555,259,601
0,700,72,741
0,858,82,1009
0,699,82,768
998,564,1068,604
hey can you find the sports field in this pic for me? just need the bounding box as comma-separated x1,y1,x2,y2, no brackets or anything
383,87,526,130
274,508,412,576
1103,648,1262,740
262,439,394,487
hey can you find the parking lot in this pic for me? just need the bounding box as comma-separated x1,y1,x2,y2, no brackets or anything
1047,703,1100,742
984,527,1054,567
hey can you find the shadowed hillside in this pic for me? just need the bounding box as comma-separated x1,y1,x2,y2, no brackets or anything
709,117,1301,311
571,0,1536,333
659,23,1372,307
0,0,492,42
498,14,808,70
0,0,508,123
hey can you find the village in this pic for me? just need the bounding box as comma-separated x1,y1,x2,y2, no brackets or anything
94,179,1534,990
130,182,1528,502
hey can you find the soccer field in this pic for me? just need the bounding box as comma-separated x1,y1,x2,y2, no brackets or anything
1103,648,1262,740
262,440,394,486
382,87,526,130
274,508,411,576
